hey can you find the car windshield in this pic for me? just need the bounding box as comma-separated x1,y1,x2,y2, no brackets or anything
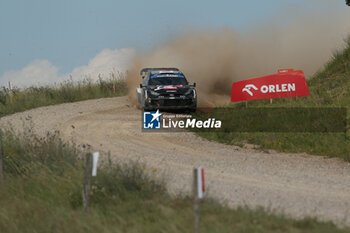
148,77,188,86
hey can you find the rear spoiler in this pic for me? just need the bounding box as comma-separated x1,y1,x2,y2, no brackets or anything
140,67,180,78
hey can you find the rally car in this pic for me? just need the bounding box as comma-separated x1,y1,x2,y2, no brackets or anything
136,68,197,111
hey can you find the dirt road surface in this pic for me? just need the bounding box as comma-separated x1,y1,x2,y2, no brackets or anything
1,96,350,225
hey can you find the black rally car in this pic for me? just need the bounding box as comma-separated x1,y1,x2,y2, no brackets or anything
136,68,197,111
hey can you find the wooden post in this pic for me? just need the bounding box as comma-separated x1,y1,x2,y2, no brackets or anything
347,118,350,141
8,82,13,103
83,153,93,214
193,168,200,233
0,130,4,187
108,151,112,168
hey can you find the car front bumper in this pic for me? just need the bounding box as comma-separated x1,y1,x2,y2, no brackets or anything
145,97,197,109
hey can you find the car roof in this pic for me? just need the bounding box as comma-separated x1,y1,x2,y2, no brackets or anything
150,70,183,75
140,67,179,75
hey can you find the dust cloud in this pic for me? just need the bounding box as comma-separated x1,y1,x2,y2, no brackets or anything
128,3,350,107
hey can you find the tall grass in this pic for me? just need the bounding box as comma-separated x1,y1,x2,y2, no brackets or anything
0,74,128,117
0,130,346,232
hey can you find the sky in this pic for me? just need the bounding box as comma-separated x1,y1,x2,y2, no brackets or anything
0,0,348,86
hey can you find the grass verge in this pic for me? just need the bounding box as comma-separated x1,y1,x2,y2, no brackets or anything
195,37,350,161
0,130,348,232
0,75,127,117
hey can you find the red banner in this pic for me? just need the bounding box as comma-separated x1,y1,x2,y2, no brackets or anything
231,69,310,102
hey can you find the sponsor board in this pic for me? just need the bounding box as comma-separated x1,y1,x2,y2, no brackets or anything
231,69,309,102
198,107,346,133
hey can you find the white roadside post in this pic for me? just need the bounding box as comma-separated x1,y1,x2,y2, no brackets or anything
83,152,100,214
193,167,205,233
92,152,99,177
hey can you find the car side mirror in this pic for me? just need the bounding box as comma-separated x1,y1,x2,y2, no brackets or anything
140,84,143,88
193,82,196,87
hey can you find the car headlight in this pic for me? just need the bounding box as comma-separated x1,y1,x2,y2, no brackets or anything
149,90,160,96
185,89,192,95
185,89,196,98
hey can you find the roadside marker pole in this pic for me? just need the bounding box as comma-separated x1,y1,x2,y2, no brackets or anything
83,153,92,214
83,152,99,214
193,167,205,233
0,130,4,187
92,152,99,177
8,82,13,103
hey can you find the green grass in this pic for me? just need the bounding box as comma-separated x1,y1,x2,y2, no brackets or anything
0,75,128,117
0,38,349,232
0,130,347,233
195,37,350,161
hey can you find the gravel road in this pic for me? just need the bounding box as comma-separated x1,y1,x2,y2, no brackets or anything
1,96,350,225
